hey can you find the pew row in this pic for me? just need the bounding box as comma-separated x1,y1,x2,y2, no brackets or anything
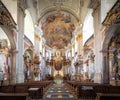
0,81,53,99
0,93,29,100
96,93,120,100
65,80,120,99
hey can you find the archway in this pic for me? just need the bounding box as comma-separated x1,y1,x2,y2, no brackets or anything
102,1,120,84
0,27,11,84
0,27,16,85
102,24,120,84
0,1,16,85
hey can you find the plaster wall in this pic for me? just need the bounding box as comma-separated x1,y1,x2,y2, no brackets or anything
24,10,34,45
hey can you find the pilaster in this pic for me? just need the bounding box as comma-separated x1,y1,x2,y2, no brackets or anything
89,0,103,83
9,49,17,84
16,0,26,83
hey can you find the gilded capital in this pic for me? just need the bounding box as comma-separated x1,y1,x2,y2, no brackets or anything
76,34,82,41
34,34,40,41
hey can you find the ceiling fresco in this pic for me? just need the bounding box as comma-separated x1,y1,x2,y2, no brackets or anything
40,10,78,49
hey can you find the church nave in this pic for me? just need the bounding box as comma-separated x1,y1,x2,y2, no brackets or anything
0,0,120,100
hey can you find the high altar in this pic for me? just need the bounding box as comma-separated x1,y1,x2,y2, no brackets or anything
46,50,71,80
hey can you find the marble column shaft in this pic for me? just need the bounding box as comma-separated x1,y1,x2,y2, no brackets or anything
16,1,25,83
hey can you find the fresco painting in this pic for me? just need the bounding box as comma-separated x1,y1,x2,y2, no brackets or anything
40,11,78,49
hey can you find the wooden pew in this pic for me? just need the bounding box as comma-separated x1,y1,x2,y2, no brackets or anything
0,93,29,100
26,80,53,99
77,83,97,99
0,81,53,99
0,85,15,93
28,87,41,99
14,84,29,93
94,85,120,100
26,81,47,97
96,93,120,100
65,81,99,99
108,86,120,93
93,84,110,93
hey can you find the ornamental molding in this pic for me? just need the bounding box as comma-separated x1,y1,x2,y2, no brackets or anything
24,35,33,46
38,6,79,23
35,26,43,36
76,34,82,41
88,0,100,10
17,0,26,15
102,0,120,27
0,1,16,28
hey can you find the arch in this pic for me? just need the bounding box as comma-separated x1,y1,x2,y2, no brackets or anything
101,1,120,83
102,24,120,51
0,1,17,84
38,6,79,23
0,1,16,50
102,24,120,83
0,26,16,50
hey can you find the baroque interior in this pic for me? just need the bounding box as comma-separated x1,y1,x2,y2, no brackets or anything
0,0,120,99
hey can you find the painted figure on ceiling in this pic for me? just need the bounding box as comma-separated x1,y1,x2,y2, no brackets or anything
40,11,78,49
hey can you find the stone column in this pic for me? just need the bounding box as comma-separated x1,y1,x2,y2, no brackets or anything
16,0,25,83
109,51,115,83
9,49,17,84
89,0,102,83
102,53,109,83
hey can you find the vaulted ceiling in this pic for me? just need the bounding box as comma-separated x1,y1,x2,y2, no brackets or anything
26,0,90,49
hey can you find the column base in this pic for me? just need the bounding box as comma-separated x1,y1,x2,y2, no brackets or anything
94,72,102,83
16,72,24,83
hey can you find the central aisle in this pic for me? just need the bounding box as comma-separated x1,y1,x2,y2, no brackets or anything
43,83,76,99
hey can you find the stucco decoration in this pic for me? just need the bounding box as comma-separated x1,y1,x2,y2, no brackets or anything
39,10,78,49
0,1,16,28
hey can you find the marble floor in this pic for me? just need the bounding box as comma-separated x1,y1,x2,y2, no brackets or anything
36,83,95,100
43,83,77,100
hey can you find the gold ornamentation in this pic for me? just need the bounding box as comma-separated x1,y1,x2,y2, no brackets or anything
0,1,16,28
34,34,40,41
76,34,82,41
40,10,78,49
103,1,120,27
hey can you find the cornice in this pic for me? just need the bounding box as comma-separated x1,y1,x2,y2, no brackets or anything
88,0,100,10
17,0,26,17
24,35,33,46
38,6,79,23
0,1,16,29
88,0,100,15
102,0,120,27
